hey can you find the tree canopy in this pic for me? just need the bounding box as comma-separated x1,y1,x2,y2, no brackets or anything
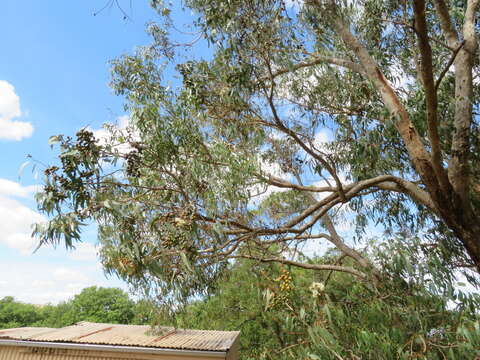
172,254,480,359
34,0,480,312
0,287,143,329
64,286,136,324
0,297,45,329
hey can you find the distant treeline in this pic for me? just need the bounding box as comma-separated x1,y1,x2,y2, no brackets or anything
0,286,152,329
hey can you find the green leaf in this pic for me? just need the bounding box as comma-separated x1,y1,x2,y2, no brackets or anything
48,135,61,145
18,161,30,178
180,252,194,273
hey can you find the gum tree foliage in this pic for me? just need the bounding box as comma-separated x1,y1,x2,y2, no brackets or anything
35,0,480,310
171,248,480,359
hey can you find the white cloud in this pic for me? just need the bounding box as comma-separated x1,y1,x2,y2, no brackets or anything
335,217,355,233
90,115,137,155
67,242,98,262
0,179,45,255
389,62,415,94
454,270,480,299
0,80,33,141
0,180,127,305
299,238,334,258
311,171,348,199
251,129,332,205
261,159,286,179
249,159,292,206
305,129,334,159
0,178,37,198
53,267,89,283
313,129,331,148
91,115,129,143
0,261,126,304
0,178,97,259
117,114,130,128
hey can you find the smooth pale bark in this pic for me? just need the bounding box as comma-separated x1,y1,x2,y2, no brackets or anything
449,0,479,203
318,2,480,271
413,0,450,193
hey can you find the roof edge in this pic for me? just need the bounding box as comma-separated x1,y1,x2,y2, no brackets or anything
0,339,226,358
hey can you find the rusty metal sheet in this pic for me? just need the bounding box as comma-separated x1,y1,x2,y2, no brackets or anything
0,327,57,340
152,329,237,351
0,322,239,352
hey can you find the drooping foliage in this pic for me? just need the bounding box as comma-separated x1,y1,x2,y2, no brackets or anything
166,241,480,359
1,257,479,359
34,0,480,320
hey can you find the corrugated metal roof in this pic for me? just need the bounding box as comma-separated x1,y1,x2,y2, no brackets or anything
0,322,239,352
0,327,54,339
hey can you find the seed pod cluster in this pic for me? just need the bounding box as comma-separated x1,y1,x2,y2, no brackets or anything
267,268,294,310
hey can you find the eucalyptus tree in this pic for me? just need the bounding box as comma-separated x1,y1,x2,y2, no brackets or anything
35,0,480,307
171,253,480,359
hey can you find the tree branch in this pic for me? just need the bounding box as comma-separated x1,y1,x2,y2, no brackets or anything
432,0,460,48
413,0,450,193
435,40,465,92
234,255,368,280
259,173,438,227
320,5,454,216
263,64,347,202
322,214,380,277
448,0,479,203
268,55,365,80
375,180,438,215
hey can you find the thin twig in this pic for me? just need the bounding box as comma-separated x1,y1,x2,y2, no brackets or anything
435,40,465,91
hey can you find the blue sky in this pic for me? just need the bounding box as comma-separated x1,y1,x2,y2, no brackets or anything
0,0,367,304
0,0,383,304
0,1,164,303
